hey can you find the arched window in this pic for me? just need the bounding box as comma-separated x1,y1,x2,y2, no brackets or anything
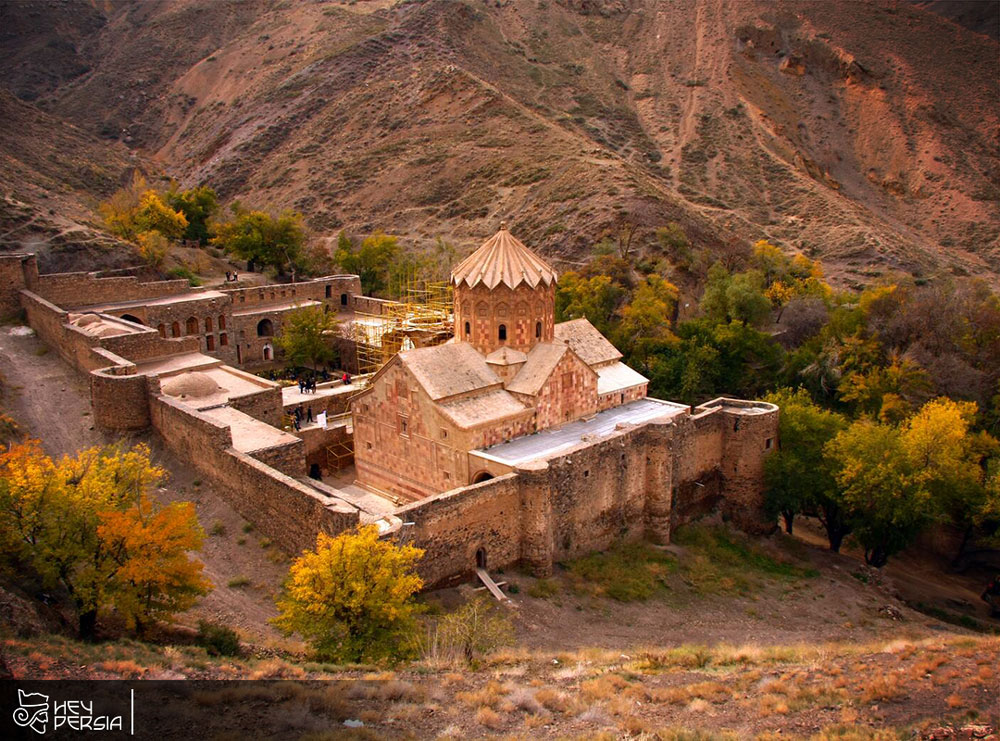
185,317,198,335
464,321,470,337
257,318,274,337
219,332,228,346
157,323,166,338
218,315,226,330
535,321,542,338
121,314,143,325
498,324,507,341
171,322,181,338
206,335,215,351
204,317,213,332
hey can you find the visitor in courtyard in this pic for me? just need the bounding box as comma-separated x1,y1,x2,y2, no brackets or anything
342,372,351,385
307,407,313,424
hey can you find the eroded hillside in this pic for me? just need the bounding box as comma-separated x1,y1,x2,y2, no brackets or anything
1,0,998,284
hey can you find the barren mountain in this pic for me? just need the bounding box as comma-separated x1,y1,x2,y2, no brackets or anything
2,0,998,284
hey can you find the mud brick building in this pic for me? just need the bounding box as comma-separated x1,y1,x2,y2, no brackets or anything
0,229,778,586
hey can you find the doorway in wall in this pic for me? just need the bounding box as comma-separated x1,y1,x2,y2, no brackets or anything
476,548,487,570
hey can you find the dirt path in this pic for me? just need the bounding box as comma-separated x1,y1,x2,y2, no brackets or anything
0,323,289,645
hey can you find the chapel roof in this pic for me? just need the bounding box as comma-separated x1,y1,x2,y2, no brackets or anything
451,224,558,290
553,318,623,367
398,342,502,401
506,342,575,396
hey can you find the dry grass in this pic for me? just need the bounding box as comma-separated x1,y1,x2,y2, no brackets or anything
945,692,965,708
860,672,906,703
533,687,577,715
580,673,631,702
474,706,503,729
455,680,507,710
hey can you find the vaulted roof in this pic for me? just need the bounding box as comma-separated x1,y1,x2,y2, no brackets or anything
451,224,558,290
397,342,501,401
554,318,623,367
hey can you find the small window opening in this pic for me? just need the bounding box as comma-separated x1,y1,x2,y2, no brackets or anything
498,324,507,341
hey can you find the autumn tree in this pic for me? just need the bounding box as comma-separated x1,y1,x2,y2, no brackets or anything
100,171,188,243
273,525,424,662
824,397,998,567
0,442,209,638
617,274,678,362
275,305,339,373
212,205,305,277
762,389,848,547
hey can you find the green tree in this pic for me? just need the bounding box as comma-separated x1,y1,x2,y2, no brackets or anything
273,526,424,662
334,231,402,297
275,305,339,373
435,595,514,666
212,205,305,277
825,420,929,567
555,271,625,336
762,389,848,547
701,264,772,327
166,185,218,244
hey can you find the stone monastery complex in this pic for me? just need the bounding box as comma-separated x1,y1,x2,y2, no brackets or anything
0,227,777,585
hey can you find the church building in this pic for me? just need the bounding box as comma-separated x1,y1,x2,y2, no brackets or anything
351,225,650,501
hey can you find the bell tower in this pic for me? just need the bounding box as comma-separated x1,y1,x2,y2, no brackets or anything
451,224,558,355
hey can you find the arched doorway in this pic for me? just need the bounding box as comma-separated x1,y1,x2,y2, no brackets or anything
120,314,143,325
257,318,274,337
471,471,494,484
263,343,273,361
185,317,198,335
476,548,487,570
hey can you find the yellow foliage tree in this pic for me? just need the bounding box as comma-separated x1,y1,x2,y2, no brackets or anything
0,441,210,638
98,170,187,247
274,525,424,662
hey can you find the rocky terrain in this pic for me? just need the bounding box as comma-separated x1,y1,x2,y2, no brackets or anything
1,0,998,283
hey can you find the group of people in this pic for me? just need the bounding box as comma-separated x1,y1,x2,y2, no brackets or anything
292,403,313,431
298,377,318,394
224,271,240,282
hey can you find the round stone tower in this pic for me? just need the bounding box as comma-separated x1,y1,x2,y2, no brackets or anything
451,224,558,356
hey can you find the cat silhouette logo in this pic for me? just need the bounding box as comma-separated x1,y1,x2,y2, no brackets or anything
12,689,49,734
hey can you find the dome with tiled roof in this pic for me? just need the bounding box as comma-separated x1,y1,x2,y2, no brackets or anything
451,224,557,291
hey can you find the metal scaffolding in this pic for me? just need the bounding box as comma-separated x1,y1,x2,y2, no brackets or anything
349,279,453,378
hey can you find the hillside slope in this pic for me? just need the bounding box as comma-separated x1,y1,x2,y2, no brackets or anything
2,0,998,284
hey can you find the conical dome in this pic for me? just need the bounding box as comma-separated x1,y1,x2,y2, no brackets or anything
451,225,557,290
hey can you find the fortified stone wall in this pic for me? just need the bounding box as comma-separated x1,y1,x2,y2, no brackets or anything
597,382,647,411
33,272,190,308
248,439,307,478
149,394,359,553
396,474,523,586
404,401,778,587
225,382,283,427
0,254,36,317
91,366,153,430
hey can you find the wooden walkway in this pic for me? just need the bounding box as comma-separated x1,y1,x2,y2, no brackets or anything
476,568,510,602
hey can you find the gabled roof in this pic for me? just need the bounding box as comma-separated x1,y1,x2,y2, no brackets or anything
451,225,558,290
485,347,527,366
437,389,531,429
505,341,595,397
596,362,648,396
397,342,501,401
554,318,623,367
